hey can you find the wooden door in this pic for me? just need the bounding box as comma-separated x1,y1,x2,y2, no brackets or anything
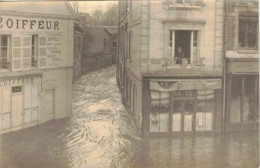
11,92,23,127
43,90,55,122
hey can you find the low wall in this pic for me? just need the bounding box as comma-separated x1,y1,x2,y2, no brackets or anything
81,54,113,74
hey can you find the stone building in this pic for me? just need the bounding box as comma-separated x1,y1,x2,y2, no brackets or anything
73,23,84,83
224,0,259,132
118,0,259,136
81,26,114,73
118,0,225,136
0,2,76,134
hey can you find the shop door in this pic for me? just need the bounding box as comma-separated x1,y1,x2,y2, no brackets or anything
11,86,23,127
172,100,195,132
43,90,55,122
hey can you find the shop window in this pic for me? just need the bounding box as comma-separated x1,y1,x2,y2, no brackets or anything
172,101,182,132
238,15,258,50
243,77,257,122
168,30,200,65
150,91,170,132
195,90,215,131
0,35,10,69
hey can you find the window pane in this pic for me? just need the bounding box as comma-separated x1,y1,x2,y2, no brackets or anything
239,21,246,48
243,77,255,122
184,101,193,131
150,106,169,132
172,101,182,132
247,22,257,48
1,36,8,46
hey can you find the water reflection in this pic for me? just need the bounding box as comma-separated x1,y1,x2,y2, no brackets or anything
133,133,259,168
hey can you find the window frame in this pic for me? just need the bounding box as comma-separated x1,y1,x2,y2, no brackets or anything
167,29,201,65
0,35,10,70
238,16,258,50
164,22,205,67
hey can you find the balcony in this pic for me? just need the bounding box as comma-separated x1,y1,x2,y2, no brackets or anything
164,0,205,10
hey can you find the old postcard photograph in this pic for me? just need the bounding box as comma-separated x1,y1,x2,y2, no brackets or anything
0,0,258,168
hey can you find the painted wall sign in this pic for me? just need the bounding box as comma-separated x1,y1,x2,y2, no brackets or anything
0,16,59,30
46,35,61,67
0,77,33,87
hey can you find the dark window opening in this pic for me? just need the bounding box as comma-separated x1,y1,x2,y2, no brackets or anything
175,30,191,64
239,16,258,49
0,35,9,69
12,86,22,93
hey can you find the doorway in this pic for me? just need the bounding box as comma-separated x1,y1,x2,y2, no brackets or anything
43,90,55,122
11,86,23,128
171,100,195,132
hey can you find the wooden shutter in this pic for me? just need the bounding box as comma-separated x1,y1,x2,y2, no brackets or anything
22,35,32,69
39,36,47,68
12,36,22,71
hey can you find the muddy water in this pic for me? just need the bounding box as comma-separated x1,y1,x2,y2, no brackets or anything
0,66,258,168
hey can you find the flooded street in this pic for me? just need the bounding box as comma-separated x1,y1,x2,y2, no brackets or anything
0,66,259,168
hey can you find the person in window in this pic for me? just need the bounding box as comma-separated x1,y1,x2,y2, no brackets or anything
175,47,185,64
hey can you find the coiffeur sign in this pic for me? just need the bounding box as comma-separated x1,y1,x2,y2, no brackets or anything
0,16,59,30
0,77,34,87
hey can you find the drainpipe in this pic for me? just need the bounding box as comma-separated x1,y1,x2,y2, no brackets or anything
222,0,227,134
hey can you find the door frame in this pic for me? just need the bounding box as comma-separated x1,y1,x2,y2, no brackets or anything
170,97,196,133
43,89,55,122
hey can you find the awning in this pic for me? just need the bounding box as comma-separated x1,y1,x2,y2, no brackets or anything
150,79,222,91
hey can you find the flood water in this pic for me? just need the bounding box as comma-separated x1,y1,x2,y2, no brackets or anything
0,66,259,168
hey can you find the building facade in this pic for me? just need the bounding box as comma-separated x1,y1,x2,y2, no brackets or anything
81,26,113,73
118,0,225,136
224,0,259,132
73,23,84,83
0,2,76,134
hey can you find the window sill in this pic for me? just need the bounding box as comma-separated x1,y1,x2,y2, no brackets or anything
237,49,258,54
168,4,205,10
163,63,204,71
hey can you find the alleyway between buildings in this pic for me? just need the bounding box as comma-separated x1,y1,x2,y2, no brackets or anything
0,65,258,168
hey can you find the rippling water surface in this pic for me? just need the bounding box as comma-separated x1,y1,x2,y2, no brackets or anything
0,66,258,168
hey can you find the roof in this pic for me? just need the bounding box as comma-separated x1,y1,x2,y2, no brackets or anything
0,2,77,18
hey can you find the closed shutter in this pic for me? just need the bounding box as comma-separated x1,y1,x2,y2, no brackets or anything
39,36,47,68
12,36,22,71
22,35,32,69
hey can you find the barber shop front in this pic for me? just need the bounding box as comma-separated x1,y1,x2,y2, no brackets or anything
0,76,41,132
143,77,223,136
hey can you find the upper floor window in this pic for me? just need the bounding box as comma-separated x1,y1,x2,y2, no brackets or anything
168,30,200,66
238,15,258,50
0,35,10,70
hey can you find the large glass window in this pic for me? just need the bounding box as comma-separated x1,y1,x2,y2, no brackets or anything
0,35,9,69
150,91,170,132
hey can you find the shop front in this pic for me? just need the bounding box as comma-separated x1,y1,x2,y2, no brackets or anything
143,78,223,135
226,58,259,132
0,76,41,133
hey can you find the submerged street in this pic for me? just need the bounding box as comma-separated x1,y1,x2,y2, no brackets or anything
0,66,258,168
